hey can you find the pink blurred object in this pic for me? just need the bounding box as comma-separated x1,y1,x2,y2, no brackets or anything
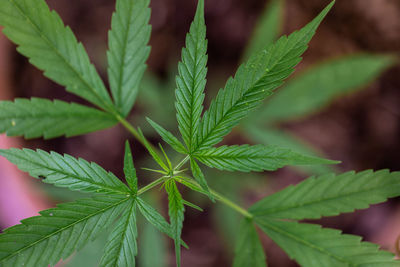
0,30,50,228
0,137,50,228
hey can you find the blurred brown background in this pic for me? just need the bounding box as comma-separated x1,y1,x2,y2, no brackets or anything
1,0,400,266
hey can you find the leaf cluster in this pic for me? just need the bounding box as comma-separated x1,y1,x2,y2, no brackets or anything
0,0,399,266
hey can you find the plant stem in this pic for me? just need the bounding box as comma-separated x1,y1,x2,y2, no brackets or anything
116,115,145,147
177,177,253,218
174,155,190,171
118,118,253,218
137,176,166,195
211,189,253,218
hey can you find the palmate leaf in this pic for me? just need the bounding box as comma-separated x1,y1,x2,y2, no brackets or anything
0,148,129,194
175,0,207,152
0,195,130,267
0,98,117,139
250,169,400,220
108,0,151,116
255,218,399,267
193,1,334,151
0,0,115,113
193,144,338,172
100,198,138,267
233,218,266,267
258,54,396,123
165,180,185,267
242,0,283,61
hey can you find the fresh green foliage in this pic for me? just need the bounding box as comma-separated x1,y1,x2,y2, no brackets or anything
1,0,399,266
146,118,187,154
138,129,169,172
256,219,399,266
193,144,338,172
175,0,207,153
100,198,138,267
190,158,213,200
245,126,334,175
250,169,400,220
124,141,138,192
138,196,167,267
0,0,115,113
242,2,394,178
165,180,185,267
136,197,186,247
193,2,334,151
233,218,266,267
108,0,151,116
0,195,130,266
0,148,130,194
0,98,117,139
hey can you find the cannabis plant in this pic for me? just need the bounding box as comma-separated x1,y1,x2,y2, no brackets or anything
0,0,399,266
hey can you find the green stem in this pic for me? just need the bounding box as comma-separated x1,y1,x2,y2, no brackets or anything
116,115,144,146
211,189,253,218
137,176,166,195
174,155,190,171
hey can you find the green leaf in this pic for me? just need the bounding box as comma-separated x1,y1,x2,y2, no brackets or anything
182,199,203,212
138,197,168,267
165,180,185,267
194,1,334,151
146,118,187,154
0,98,117,139
138,129,169,172
193,144,338,172
108,0,151,116
242,0,284,61
190,158,214,201
258,54,396,123
233,218,266,267
136,197,174,241
255,218,399,267
99,198,138,267
175,0,207,152
0,148,129,194
0,0,115,112
0,195,130,267
244,126,335,175
137,197,188,249
124,141,138,192
250,169,400,220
